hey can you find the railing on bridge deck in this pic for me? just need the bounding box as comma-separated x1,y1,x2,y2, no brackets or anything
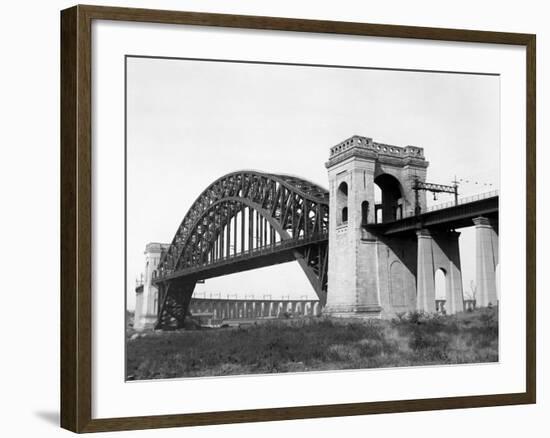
369,189,499,235
191,292,310,300
153,231,328,280
402,190,499,219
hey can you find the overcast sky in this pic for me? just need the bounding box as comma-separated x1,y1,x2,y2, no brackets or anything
126,56,499,310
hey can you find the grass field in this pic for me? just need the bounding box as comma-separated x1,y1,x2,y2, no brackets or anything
126,307,498,380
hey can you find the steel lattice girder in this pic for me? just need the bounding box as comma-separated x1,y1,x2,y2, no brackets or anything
153,171,330,328
155,170,329,290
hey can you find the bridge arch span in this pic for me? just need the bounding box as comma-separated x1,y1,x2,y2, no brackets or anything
153,171,329,329
157,170,329,273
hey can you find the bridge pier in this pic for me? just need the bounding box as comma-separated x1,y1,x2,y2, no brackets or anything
416,229,464,314
473,217,499,307
416,229,436,313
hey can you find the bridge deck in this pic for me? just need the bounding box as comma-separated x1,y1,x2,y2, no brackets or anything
368,195,498,235
154,233,328,282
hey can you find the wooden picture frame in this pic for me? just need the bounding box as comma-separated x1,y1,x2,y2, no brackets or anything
60,4,536,433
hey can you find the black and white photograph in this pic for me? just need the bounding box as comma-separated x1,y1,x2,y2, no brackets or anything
125,56,500,381
1,0,543,435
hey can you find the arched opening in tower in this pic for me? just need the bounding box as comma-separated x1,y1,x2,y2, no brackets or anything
336,181,348,225
374,174,404,223
435,268,447,314
361,201,369,226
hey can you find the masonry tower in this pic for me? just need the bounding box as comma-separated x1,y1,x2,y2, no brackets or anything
324,135,431,317
134,242,169,330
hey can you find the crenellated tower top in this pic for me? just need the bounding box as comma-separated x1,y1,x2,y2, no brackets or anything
326,135,426,168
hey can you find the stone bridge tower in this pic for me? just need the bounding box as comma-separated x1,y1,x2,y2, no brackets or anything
324,135,430,318
134,242,170,330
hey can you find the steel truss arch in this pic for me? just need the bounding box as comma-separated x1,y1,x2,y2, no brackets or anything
156,171,328,273
153,171,330,328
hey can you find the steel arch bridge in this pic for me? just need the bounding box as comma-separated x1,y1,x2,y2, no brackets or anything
152,170,329,329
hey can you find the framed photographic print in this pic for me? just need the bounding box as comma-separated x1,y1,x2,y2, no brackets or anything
60,4,536,433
